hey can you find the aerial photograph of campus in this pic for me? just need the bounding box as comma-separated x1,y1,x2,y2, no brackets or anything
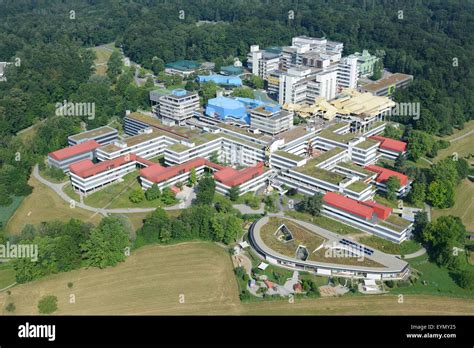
0,1,473,339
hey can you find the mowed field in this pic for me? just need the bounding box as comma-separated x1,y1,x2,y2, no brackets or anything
5,174,102,235
434,120,474,163
90,43,118,76
432,179,474,231
1,242,474,315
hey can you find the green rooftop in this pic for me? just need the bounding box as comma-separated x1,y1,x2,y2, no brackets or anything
346,180,371,193
310,147,345,166
325,122,350,133
273,151,304,161
319,129,358,144
335,161,374,177
354,139,379,150
295,165,345,185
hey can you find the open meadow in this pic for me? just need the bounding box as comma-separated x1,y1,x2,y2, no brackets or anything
1,242,473,315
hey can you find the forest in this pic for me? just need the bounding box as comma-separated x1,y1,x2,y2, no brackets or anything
0,0,473,207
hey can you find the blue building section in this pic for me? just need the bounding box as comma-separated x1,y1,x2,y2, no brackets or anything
171,88,187,97
197,75,242,87
205,97,272,124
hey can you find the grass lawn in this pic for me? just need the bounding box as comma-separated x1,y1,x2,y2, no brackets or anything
432,179,474,231
433,120,474,163
90,42,119,76
0,242,240,315
285,210,362,235
0,196,25,228
0,263,16,289
6,175,102,236
373,194,399,209
390,254,474,299
39,166,68,184
357,235,422,255
79,171,177,209
1,242,473,315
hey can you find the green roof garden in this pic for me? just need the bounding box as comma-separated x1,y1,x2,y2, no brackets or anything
319,130,358,144
273,151,304,161
310,147,345,166
335,161,374,177
354,139,379,150
295,165,345,185
346,181,371,193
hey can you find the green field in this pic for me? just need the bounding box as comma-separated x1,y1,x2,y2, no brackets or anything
1,242,473,315
6,175,102,235
0,264,16,290
0,196,24,228
90,43,120,76
391,253,474,298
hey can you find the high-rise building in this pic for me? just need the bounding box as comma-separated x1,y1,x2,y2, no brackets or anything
158,89,199,125
337,56,359,91
247,45,281,79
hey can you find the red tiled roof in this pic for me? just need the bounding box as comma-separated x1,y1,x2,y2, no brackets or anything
48,140,100,161
214,162,265,187
323,192,374,220
140,157,224,183
69,154,137,178
364,165,408,187
360,200,392,220
369,135,407,153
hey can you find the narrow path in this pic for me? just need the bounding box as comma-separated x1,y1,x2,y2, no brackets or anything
401,247,426,259
449,129,474,143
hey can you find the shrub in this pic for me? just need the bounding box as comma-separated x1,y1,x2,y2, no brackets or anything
67,282,74,288
38,295,58,314
5,302,15,313
385,280,395,288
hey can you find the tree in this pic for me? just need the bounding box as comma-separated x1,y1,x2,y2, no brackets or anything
151,56,165,75
195,177,216,205
37,295,58,314
107,51,123,80
412,210,428,242
188,168,197,186
200,81,218,104
384,124,403,139
228,185,240,201
385,176,401,201
457,268,474,290
160,187,176,205
421,216,466,269
185,80,199,91
5,302,15,313
300,193,323,216
427,180,455,208
232,87,254,99
145,184,161,201
81,217,129,268
209,151,220,164
394,154,406,172
408,182,426,206
129,188,145,203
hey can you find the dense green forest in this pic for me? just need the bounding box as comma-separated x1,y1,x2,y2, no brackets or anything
0,0,473,206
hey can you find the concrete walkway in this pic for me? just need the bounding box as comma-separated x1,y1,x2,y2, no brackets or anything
400,247,426,259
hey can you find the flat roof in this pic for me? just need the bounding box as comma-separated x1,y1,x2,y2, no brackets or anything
68,126,117,142
362,73,413,92
354,139,379,150
318,129,358,144
126,112,201,138
295,165,345,185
